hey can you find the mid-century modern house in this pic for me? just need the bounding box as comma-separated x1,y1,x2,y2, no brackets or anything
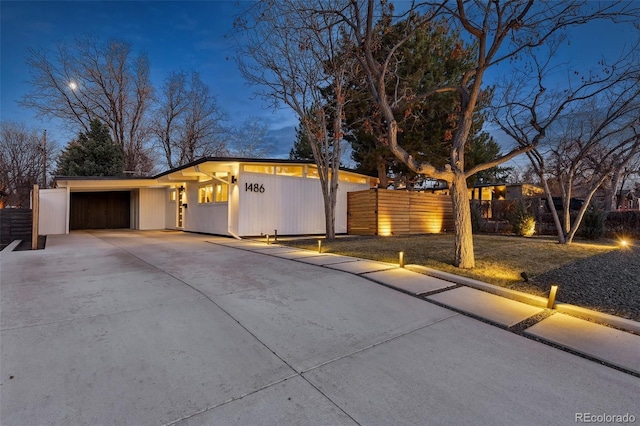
38,157,377,237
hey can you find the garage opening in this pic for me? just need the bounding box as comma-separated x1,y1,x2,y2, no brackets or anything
70,191,131,230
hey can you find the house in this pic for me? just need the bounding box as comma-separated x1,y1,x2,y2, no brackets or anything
39,157,377,237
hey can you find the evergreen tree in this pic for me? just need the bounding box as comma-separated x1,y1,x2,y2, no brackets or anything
345,16,504,188
56,119,125,176
289,125,315,160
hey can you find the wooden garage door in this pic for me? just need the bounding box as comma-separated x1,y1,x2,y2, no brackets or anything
70,191,131,230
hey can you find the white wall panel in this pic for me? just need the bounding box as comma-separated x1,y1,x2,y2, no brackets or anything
182,182,229,235
139,188,166,230
165,188,178,229
237,173,369,236
38,188,67,235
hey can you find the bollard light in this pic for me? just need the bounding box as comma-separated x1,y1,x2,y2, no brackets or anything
620,239,628,248
266,234,270,245
399,251,405,268
547,285,558,309
274,229,278,242
318,239,322,253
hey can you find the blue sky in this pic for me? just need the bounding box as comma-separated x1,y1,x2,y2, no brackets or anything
1,1,638,167
1,1,299,156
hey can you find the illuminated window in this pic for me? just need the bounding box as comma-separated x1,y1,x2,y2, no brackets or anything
339,174,367,184
275,166,303,177
214,183,228,203
243,164,274,174
199,184,213,204
199,183,228,203
169,189,176,202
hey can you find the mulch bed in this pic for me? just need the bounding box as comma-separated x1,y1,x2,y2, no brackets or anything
519,244,640,322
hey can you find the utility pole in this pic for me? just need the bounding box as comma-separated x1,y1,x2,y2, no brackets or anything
42,130,47,188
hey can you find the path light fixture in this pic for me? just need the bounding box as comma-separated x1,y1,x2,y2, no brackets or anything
620,239,629,248
266,234,270,245
547,285,559,309
318,239,322,253
399,251,405,268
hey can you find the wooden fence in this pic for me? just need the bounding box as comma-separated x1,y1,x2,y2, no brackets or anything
347,189,454,236
0,208,33,249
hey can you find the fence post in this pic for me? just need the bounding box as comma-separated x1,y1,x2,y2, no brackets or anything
32,184,39,250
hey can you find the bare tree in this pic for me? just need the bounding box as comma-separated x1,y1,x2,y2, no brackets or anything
322,0,639,268
21,36,154,174
229,116,275,158
495,37,640,243
235,0,356,240
0,122,55,208
152,71,228,168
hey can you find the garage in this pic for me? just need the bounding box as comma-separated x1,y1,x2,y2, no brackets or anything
70,191,131,230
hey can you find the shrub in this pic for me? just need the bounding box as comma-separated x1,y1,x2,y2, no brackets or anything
580,207,605,240
470,202,484,234
508,200,536,237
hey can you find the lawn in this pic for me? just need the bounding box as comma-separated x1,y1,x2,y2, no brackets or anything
279,234,619,294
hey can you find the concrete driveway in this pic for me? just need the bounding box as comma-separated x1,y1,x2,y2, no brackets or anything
1,230,637,425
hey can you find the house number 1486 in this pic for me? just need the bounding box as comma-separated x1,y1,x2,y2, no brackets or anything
245,183,265,193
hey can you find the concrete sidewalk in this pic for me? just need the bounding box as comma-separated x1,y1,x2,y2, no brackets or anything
1,230,638,425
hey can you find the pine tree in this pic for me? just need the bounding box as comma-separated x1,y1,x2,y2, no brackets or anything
56,119,125,176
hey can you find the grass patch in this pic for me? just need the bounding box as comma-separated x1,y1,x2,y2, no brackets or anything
279,234,618,294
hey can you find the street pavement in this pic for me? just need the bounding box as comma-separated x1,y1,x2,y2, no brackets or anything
1,230,638,425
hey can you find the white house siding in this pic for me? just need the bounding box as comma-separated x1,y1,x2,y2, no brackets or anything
237,172,369,236
139,188,166,230
38,188,68,235
165,188,177,229
182,182,229,235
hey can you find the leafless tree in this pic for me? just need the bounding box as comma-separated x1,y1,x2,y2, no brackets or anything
21,36,154,174
235,0,356,240
0,122,56,208
152,71,228,168
229,116,275,158
322,0,638,267
496,38,640,243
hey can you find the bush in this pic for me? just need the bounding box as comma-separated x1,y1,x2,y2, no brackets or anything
604,210,640,239
580,207,605,240
508,200,536,237
470,202,484,234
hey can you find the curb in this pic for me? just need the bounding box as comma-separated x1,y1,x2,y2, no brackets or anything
406,264,640,335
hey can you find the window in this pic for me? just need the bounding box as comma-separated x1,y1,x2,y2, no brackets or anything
214,183,228,202
199,182,227,204
275,166,303,177
199,184,213,204
243,164,274,175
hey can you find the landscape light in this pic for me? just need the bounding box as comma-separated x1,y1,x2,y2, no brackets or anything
620,239,628,248
318,239,322,253
547,285,559,309
399,251,405,268
266,234,270,245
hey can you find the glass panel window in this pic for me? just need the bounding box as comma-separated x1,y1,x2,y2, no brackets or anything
243,164,274,175
214,183,228,203
199,184,213,204
275,166,303,177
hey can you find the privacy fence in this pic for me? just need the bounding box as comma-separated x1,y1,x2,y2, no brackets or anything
347,189,454,236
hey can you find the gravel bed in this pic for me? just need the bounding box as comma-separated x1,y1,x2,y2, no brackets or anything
520,245,640,322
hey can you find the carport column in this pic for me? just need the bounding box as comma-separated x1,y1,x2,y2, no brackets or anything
31,184,39,249
65,186,70,234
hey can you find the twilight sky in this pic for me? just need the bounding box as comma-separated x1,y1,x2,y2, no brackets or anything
1,1,638,166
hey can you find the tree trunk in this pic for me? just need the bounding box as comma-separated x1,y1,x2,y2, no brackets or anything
377,156,388,188
450,173,475,268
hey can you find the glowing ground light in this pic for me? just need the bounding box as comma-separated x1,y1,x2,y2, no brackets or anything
620,239,628,247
